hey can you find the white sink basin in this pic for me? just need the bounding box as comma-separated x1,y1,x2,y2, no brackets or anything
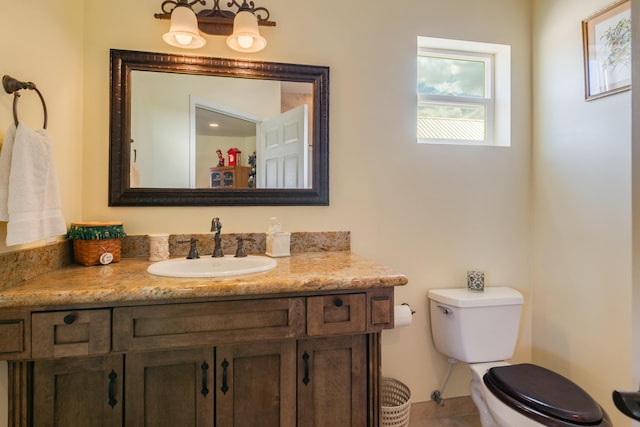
147,255,277,278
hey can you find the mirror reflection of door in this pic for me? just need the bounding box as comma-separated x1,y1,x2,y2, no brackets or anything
257,104,309,189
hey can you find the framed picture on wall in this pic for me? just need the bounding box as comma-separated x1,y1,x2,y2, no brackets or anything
582,0,631,100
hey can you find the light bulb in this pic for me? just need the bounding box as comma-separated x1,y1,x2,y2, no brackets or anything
175,34,193,46
162,4,206,49
238,35,254,49
226,10,266,52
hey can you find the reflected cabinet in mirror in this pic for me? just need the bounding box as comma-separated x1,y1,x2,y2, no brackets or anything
109,49,329,206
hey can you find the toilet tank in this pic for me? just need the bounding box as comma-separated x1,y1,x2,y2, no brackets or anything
428,287,524,363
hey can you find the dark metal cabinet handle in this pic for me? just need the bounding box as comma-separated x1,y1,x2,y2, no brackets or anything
108,370,117,408
334,298,343,307
201,361,209,397
221,359,229,395
63,314,76,324
302,352,310,385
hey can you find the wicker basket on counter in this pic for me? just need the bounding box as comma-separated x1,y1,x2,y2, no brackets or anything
67,222,126,266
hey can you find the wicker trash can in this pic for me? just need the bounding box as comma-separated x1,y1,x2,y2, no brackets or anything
381,377,411,427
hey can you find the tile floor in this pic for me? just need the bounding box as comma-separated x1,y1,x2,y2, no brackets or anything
405,396,481,427
409,413,482,427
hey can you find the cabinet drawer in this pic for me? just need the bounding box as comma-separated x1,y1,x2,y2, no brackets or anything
0,309,30,359
113,298,306,351
368,287,394,331
307,293,366,336
32,309,111,359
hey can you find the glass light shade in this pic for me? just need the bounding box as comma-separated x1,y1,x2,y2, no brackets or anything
226,10,266,53
162,4,206,49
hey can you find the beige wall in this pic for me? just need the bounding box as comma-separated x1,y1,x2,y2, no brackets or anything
532,0,633,425
0,1,84,252
1,0,535,423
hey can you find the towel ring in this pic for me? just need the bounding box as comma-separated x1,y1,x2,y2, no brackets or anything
2,75,48,129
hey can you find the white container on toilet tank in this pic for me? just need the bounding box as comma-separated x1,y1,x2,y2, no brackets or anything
428,287,523,363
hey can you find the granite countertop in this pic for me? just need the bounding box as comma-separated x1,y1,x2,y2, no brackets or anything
0,252,408,309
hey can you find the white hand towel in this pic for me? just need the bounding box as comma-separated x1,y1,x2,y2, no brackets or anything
0,124,17,221
5,124,67,246
130,160,140,188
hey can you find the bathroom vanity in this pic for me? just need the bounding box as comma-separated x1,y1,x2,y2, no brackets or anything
0,251,407,427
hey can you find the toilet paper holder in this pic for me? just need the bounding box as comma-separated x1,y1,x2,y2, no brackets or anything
394,303,415,328
401,303,416,315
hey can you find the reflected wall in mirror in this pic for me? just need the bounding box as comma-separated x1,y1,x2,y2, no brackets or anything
109,49,329,206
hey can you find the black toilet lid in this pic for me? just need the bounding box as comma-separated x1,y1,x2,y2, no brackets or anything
484,364,603,425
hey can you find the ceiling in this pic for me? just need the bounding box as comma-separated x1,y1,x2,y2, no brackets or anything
195,108,257,137
195,81,311,138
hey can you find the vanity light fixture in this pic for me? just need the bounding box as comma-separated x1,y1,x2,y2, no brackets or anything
160,0,207,49
155,0,275,53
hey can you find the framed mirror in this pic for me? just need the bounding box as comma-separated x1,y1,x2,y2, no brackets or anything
109,49,329,206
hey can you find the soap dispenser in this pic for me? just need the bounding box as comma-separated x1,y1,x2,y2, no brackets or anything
265,217,290,257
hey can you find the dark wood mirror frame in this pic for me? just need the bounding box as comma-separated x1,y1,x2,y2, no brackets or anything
109,49,329,206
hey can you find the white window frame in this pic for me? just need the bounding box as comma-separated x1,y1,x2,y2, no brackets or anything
417,37,511,147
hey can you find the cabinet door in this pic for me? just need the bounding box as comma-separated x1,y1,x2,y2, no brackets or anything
33,355,123,427
126,348,214,427
222,171,234,187
216,340,296,427
211,171,222,187
298,335,367,427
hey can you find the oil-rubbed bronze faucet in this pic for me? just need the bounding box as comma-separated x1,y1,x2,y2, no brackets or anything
210,217,224,257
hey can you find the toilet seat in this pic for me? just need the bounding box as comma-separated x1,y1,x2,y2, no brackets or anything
483,363,610,426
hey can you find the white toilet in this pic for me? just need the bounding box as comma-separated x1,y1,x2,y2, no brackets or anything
428,287,612,427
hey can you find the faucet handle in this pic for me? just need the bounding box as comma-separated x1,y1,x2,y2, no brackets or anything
177,237,200,259
234,236,247,258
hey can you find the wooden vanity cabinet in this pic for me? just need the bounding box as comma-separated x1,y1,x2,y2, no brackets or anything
29,343,296,427
7,287,394,427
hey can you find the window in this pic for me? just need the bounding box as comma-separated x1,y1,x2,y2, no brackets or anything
417,37,510,147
